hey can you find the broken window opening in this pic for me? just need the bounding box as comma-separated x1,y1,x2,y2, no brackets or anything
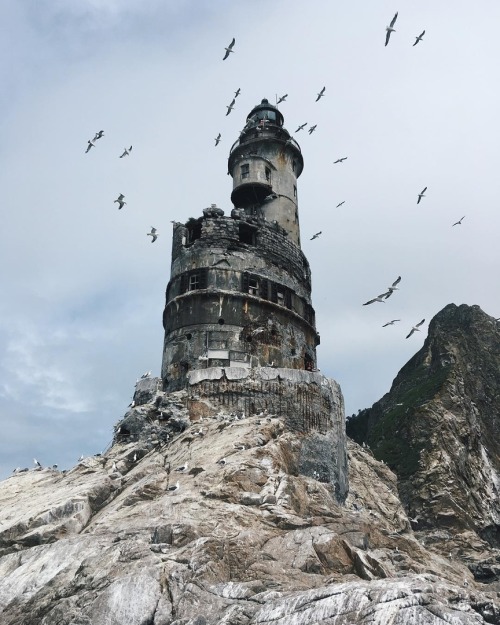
293,185,297,198
186,220,202,244
241,163,250,179
265,167,271,182
248,277,259,296
239,223,256,245
304,354,314,371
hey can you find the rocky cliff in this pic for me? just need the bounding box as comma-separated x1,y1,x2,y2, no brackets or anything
1,304,499,624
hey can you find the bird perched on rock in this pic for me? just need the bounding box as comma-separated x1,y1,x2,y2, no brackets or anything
223,38,235,60
385,12,398,46
119,146,132,158
214,133,221,146
315,86,326,102
114,194,126,209
175,462,188,473
34,458,42,468
141,371,151,378
167,481,180,492
147,227,158,242
406,319,425,339
217,457,227,466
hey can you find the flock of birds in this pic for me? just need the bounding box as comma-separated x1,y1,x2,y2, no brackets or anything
83,131,159,243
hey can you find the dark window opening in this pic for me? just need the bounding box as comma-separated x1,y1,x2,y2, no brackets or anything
180,268,208,294
293,185,297,198
189,274,200,290
277,290,285,306
241,163,249,179
304,354,314,371
186,220,202,244
218,318,225,325
186,333,192,340
239,223,256,245
248,277,259,296
246,335,252,342
291,348,296,356
292,159,297,173
265,167,271,182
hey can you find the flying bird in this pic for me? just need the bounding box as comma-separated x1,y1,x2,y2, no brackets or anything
114,194,126,209
384,276,402,298
417,187,427,204
363,293,391,306
334,157,347,164
119,146,132,158
315,87,326,102
93,130,104,141
336,201,345,208
310,231,322,240
453,216,466,226
308,124,317,134
277,94,288,104
85,140,95,153
234,88,241,98
226,99,235,115
147,227,158,242
385,12,398,46
413,30,425,46
295,123,307,132
406,319,426,339
214,133,221,146
223,38,235,60
383,320,401,327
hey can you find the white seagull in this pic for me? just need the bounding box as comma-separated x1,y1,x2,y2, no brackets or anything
417,187,427,204
406,319,425,339
383,319,401,327
295,122,307,132
277,94,288,104
315,87,326,102
168,481,180,492
223,38,235,60
147,227,158,242
114,194,126,209
384,276,402,298
363,292,391,306
234,88,241,98
93,130,104,141
453,216,466,226
175,462,188,473
310,231,322,241
214,133,221,146
119,146,132,158
217,457,227,466
85,140,95,153
334,157,347,164
34,458,42,468
385,12,398,46
413,30,425,46
226,98,235,116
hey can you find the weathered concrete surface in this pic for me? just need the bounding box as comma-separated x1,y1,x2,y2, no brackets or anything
0,395,498,624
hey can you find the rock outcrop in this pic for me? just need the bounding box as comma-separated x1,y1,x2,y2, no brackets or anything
348,304,500,585
1,304,499,624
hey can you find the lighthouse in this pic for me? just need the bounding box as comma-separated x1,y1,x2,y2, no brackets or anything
161,99,320,391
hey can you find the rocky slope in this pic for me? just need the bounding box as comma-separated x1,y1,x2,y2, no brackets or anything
348,304,500,584
0,304,499,624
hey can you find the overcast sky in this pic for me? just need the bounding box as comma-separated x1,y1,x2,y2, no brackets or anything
1,0,499,478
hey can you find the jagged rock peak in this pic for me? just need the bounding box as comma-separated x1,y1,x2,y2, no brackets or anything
347,303,500,562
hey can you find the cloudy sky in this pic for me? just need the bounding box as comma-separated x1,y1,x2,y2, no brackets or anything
1,0,499,478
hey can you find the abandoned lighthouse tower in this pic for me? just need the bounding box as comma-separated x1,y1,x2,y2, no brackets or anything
160,98,347,497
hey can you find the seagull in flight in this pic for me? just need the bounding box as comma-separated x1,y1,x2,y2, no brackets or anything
234,88,241,98
310,231,322,240
384,276,402,298
295,122,307,132
453,216,466,226
315,87,326,102
85,140,95,153
119,146,132,158
93,130,104,141
336,201,345,208
417,187,427,204
385,12,398,46
308,124,317,134
223,38,235,60
413,30,425,46
334,157,347,164
114,194,126,209
277,94,288,104
214,133,221,146
147,227,158,242
363,293,391,306
226,99,235,116
383,319,401,327
406,319,425,338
